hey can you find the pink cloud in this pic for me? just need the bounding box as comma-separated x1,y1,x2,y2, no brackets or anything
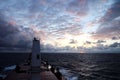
30,26,47,42
8,20,17,26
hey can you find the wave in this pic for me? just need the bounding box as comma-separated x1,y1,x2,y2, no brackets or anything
59,68,78,80
4,65,16,71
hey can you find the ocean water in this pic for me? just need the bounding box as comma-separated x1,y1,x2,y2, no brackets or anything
0,53,29,67
42,53,120,80
0,53,120,80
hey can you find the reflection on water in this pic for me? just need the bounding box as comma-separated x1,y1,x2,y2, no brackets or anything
42,53,120,80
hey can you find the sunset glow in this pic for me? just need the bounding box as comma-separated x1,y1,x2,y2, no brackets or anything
0,0,120,53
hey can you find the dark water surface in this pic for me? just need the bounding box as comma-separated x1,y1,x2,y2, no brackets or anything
0,53,120,80
0,53,29,67
42,53,120,80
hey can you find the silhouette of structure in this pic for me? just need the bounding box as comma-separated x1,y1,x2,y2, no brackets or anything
31,38,41,80
2,37,65,80
31,38,41,69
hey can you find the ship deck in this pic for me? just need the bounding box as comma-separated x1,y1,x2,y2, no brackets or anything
4,64,58,80
4,71,58,80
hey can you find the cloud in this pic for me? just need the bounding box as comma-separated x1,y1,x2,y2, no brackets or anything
28,0,41,13
84,40,106,47
97,40,106,43
40,44,78,53
109,42,120,47
112,36,120,40
66,0,89,16
0,12,33,48
100,0,120,23
92,20,120,39
85,41,91,44
69,39,77,44
0,0,120,53
92,0,120,41
56,25,82,35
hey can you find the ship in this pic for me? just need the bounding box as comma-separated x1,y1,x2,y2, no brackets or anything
0,38,66,80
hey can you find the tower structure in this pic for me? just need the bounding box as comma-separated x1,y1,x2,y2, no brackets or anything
31,38,41,67
31,38,41,80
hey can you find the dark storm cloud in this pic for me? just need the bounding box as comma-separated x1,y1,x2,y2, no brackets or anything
112,36,120,40
92,0,120,39
109,42,120,47
0,12,33,48
69,39,77,44
85,41,91,44
0,16,19,37
97,40,106,43
84,40,106,45
92,20,120,39
100,0,120,23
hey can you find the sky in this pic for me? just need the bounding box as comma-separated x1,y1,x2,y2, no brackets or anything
0,0,120,53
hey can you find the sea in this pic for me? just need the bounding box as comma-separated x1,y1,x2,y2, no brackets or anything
0,53,120,80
